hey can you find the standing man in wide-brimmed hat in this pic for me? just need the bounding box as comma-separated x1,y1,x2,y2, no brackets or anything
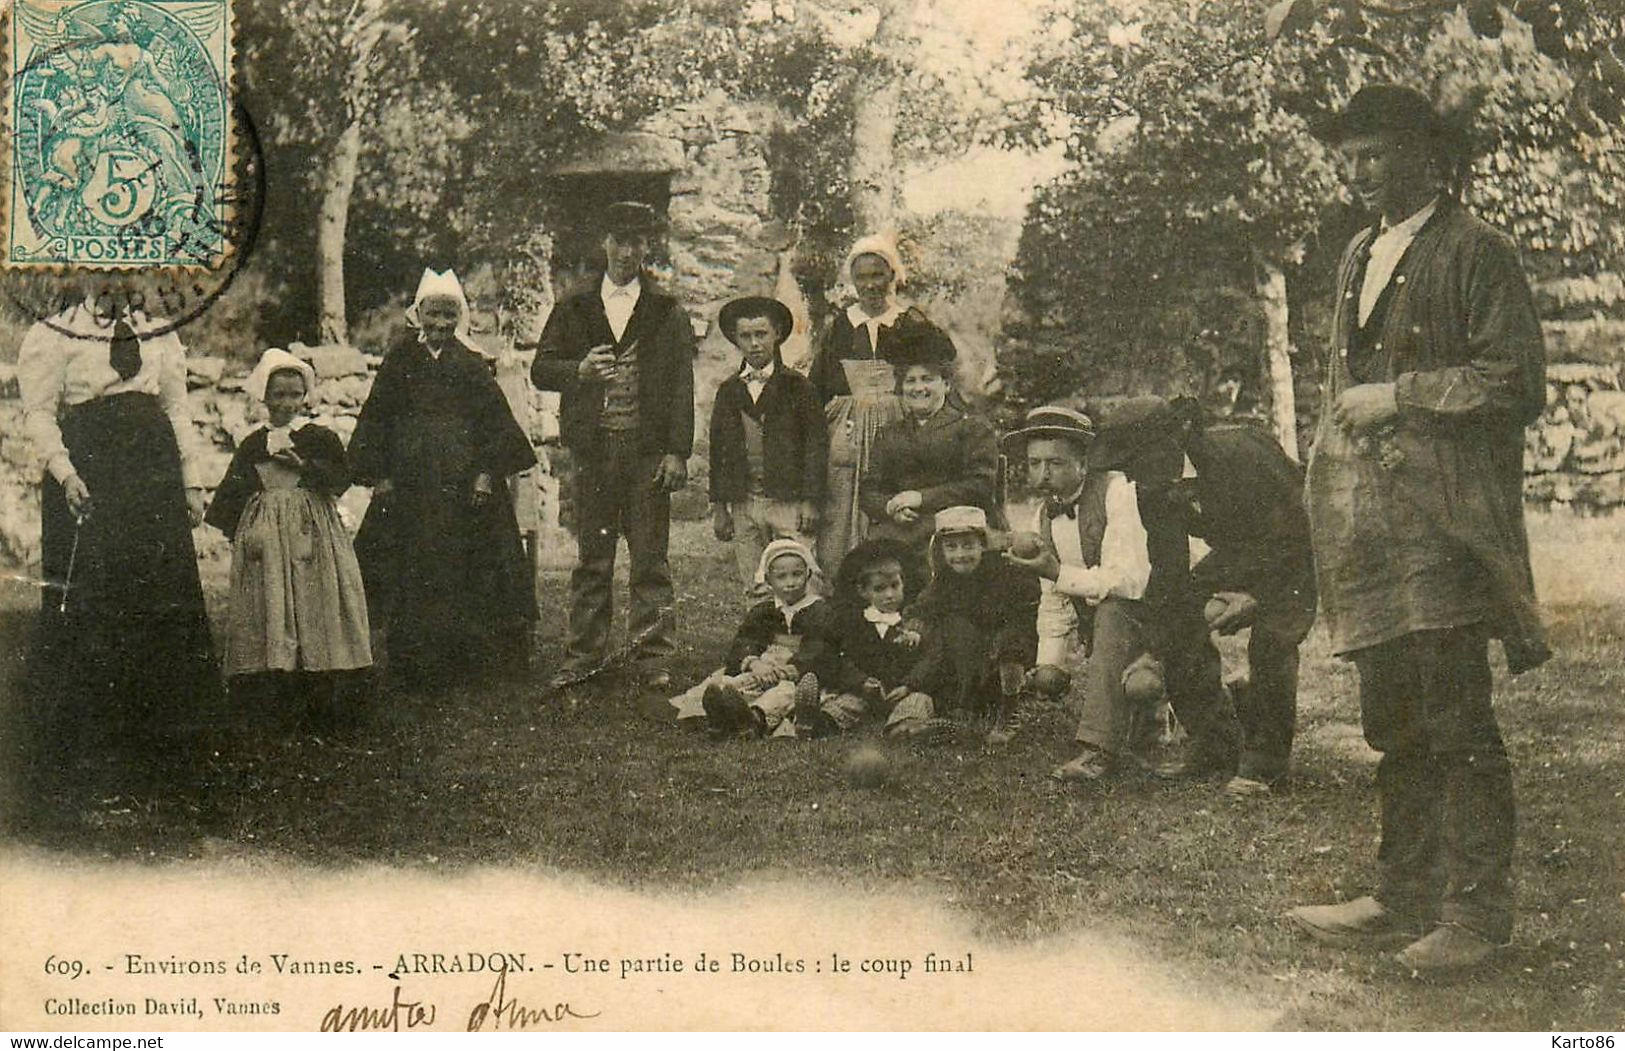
532,201,695,692
1287,85,1549,972
708,294,826,597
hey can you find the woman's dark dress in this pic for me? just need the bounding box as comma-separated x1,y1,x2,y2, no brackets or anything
349,337,537,686
29,393,218,798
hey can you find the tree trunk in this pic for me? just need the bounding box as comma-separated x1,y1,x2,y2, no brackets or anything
1256,257,1299,461
849,72,900,234
317,118,362,345
849,0,904,235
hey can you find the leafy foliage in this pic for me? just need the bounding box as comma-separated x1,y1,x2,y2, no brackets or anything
1002,0,1625,414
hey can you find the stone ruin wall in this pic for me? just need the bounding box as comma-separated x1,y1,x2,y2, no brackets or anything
1523,318,1625,513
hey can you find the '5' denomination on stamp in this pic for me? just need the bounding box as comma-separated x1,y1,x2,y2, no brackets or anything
3,0,235,269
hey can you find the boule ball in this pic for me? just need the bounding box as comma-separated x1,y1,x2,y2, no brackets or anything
1121,655,1166,705
845,744,891,789
1031,664,1072,698
1203,596,1230,627
1008,531,1046,560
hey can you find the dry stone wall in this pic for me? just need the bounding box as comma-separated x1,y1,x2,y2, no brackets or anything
1525,361,1625,512
0,342,551,575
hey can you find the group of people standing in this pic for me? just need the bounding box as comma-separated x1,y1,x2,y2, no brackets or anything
13,84,1547,975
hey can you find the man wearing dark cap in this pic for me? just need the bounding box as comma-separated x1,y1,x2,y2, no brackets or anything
1289,85,1548,971
709,295,825,595
1086,395,1315,798
532,201,695,691
1003,404,1160,781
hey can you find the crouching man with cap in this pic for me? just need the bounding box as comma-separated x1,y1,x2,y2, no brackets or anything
1002,405,1163,781
1288,84,1549,973
1085,395,1310,797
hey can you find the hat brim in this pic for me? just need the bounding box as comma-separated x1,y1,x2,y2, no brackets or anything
1003,425,1094,453
719,298,794,344
1311,109,1466,153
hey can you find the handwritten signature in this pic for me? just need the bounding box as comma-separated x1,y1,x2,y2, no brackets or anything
465,965,600,1032
318,961,598,1032
319,985,437,1032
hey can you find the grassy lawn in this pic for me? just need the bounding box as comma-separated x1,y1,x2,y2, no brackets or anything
1,511,1621,1030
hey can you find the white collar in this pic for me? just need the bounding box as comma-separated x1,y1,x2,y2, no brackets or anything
742,360,776,382
846,301,904,329
266,417,311,435
601,273,641,299
775,592,818,622
1376,197,1438,242
863,606,902,625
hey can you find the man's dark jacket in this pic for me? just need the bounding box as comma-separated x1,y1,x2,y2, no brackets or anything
530,274,695,458
1095,418,1315,643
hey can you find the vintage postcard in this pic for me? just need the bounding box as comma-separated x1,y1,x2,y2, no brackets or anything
1,0,1621,1036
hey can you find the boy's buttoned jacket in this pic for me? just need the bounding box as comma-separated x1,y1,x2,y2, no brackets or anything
709,365,827,503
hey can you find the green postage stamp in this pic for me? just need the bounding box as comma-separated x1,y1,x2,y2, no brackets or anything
3,0,234,269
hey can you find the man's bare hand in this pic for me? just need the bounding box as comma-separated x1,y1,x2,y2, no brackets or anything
1207,591,1260,634
1004,545,1061,582
712,504,735,542
577,345,619,382
652,454,688,493
1334,382,1398,434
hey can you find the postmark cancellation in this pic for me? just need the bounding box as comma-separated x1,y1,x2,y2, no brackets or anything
3,0,235,270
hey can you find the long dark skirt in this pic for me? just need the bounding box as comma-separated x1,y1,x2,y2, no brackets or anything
24,393,218,804
354,480,534,689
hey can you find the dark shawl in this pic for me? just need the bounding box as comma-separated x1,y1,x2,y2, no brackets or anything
205,423,350,534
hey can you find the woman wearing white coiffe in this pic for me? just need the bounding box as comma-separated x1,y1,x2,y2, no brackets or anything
348,268,537,689
205,349,372,684
806,234,958,578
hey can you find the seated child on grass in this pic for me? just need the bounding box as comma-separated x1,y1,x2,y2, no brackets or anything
807,537,950,742
906,506,1039,743
670,539,837,738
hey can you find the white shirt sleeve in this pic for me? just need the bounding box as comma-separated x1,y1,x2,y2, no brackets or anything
155,333,202,487
16,323,76,485
1051,473,1151,605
